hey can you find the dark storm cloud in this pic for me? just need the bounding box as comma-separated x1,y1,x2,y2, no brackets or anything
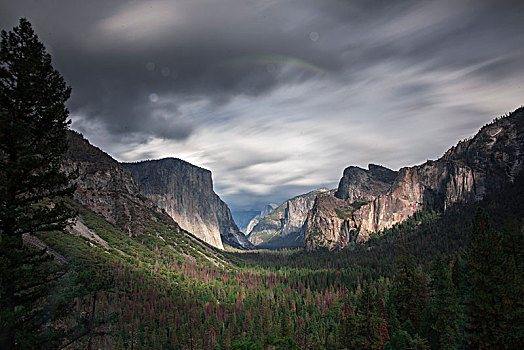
0,0,347,141
1,0,523,210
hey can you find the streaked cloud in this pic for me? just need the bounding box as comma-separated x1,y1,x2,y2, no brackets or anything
1,0,523,210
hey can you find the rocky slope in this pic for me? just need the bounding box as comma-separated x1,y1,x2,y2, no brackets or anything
305,107,524,250
64,131,177,236
122,158,252,250
245,204,278,235
248,188,331,247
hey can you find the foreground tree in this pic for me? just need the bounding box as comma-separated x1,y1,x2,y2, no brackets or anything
391,247,427,331
0,18,75,348
427,257,460,349
465,208,524,349
390,247,429,349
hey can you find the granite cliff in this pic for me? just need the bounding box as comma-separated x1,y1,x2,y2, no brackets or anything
64,131,179,235
122,159,252,250
305,165,397,250
305,107,524,250
248,188,331,248
334,164,398,202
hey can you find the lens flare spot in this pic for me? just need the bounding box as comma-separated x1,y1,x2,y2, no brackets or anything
309,31,319,42
161,67,171,77
146,62,155,71
148,93,159,103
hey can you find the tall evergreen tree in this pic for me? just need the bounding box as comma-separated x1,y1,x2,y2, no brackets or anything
391,247,428,333
338,289,358,349
465,208,524,349
427,257,460,349
355,281,384,349
0,18,75,349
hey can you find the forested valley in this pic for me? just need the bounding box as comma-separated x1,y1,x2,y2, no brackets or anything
4,179,523,349
1,17,523,350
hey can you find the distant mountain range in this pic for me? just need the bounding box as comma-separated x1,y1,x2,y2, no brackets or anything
245,204,278,234
63,106,524,253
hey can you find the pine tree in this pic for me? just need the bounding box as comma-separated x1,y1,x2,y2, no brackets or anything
355,281,389,350
427,257,460,349
465,208,524,349
0,18,75,349
338,289,358,349
391,247,428,333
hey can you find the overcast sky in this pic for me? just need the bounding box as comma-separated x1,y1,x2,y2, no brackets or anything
1,0,523,211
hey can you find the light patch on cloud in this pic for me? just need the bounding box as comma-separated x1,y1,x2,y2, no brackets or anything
96,1,181,43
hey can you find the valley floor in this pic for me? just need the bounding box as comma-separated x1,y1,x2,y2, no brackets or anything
10,193,522,349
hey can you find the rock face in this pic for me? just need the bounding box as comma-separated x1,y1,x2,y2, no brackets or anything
304,165,396,251
334,164,398,202
64,131,177,235
245,204,278,235
122,158,252,250
304,194,354,251
305,107,524,250
248,188,331,247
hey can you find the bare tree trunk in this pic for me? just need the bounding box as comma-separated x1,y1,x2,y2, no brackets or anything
0,235,18,350
189,323,194,350
87,292,97,350
304,318,308,350
0,323,16,350
325,317,328,350
131,321,134,350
